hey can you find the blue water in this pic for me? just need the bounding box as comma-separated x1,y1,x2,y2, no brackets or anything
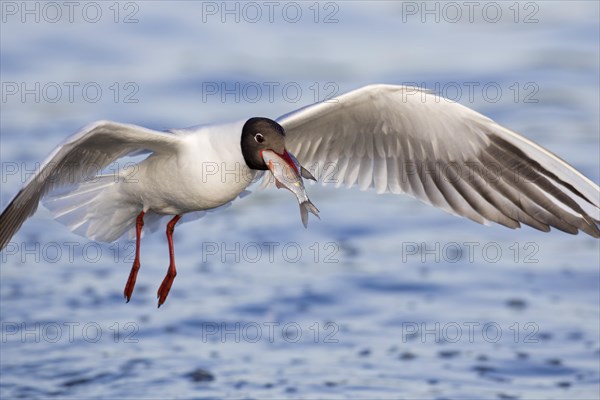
1,2,599,399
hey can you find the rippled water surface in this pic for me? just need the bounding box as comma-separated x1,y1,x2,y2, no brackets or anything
1,2,599,399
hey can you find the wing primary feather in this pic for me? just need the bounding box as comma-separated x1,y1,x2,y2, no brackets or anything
278,84,599,237
0,121,181,250
443,164,521,228
477,151,581,235
484,140,599,237
425,161,486,224
488,133,597,208
460,163,523,228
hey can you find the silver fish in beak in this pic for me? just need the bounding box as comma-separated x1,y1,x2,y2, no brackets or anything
261,149,319,228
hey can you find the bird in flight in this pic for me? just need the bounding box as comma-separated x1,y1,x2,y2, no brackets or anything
1,85,598,307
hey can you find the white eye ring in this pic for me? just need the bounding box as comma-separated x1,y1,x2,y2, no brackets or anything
254,133,265,143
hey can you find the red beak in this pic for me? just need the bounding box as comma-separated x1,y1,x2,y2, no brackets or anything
261,149,301,179
278,150,299,175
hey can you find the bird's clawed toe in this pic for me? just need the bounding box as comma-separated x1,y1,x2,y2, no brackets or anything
123,260,140,302
124,211,145,303
157,269,177,308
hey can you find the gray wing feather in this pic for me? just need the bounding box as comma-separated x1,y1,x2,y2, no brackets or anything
0,121,182,250
277,84,600,237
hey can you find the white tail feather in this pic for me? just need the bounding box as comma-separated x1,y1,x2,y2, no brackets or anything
42,179,247,243
44,176,141,243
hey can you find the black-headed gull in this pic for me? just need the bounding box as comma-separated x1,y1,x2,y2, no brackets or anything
1,85,598,306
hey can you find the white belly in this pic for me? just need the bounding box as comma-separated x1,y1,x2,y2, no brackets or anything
122,120,259,215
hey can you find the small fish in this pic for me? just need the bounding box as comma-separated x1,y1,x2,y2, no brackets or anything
287,151,317,182
262,149,320,228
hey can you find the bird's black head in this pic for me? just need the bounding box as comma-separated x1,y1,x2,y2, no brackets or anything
241,117,286,170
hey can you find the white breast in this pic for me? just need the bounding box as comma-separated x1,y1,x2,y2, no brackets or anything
128,120,259,214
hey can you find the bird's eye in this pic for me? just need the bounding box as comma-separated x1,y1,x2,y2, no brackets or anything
254,133,265,143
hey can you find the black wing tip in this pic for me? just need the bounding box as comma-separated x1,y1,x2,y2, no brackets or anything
0,193,25,252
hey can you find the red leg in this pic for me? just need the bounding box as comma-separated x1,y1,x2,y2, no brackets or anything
157,215,181,307
124,211,145,302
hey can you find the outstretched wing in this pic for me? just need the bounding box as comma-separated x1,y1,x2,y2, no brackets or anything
0,121,183,250
278,84,600,237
